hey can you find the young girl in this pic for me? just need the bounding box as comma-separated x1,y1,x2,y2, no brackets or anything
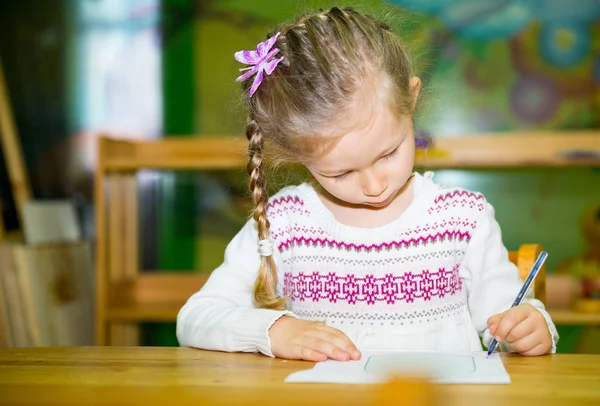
177,6,558,362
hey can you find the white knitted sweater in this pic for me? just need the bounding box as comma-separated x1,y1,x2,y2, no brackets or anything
176,172,558,356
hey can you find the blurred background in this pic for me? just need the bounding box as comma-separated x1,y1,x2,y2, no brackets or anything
0,0,599,353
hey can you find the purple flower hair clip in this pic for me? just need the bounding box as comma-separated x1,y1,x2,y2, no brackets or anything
234,32,284,97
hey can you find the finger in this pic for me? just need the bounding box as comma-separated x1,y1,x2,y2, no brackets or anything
319,329,361,360
494,308,529,342
519,342,548,357
315,326,361,359
506,319,536,344
509,331,542,354
303,336,351,361
299,346,328,362
487,312,505,336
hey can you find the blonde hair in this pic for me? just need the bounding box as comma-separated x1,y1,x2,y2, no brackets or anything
240,7,416,309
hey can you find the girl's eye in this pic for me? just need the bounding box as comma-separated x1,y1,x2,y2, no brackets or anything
333,171,351,181
381,146,399,161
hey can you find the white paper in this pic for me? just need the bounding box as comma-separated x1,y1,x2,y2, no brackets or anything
22,200,81,244
285,350,511,385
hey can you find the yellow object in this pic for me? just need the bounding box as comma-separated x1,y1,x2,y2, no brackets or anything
574,299,600,314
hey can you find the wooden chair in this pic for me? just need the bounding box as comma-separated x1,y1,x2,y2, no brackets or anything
94,135,546,345
509,243,546,303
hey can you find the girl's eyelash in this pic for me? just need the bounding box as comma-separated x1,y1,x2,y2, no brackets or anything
331,145,399,181
381,147,399,161
333,172,351,181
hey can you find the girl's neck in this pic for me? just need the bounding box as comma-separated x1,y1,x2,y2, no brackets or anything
314,174,415,228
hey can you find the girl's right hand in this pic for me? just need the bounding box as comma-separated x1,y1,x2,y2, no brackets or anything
268,316,361,362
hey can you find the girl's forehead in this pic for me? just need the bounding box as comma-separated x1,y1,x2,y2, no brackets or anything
310,111,411,171
323,85,398,138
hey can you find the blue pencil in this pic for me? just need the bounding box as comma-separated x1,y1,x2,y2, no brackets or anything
486,251,548,358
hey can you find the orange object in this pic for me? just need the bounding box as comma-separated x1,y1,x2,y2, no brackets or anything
379,377,434,406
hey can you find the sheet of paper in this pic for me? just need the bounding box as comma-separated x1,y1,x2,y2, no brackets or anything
22,200,81,244
285,351,511,385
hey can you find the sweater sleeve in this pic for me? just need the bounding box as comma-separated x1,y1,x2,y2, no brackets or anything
460,201,559,354
176,218,296,357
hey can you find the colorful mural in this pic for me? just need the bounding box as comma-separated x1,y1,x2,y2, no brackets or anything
390,0,600,132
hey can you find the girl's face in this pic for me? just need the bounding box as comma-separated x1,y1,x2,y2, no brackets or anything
306,103,417,210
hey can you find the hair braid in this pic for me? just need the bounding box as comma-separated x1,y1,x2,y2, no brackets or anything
246,119,286,309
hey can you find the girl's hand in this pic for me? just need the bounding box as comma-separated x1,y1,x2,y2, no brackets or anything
268,316,361,362
487,304,552,356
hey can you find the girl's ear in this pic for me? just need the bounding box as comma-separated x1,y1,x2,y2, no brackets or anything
410,77,421,112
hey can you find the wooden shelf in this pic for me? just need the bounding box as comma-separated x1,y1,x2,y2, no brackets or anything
99,131,600,172
419,131,600,169
548,308,600,325
107,302,183,322
107,273,209,322
100,136,248,172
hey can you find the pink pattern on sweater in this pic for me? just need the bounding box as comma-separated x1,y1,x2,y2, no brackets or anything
428,190,484,214
270,224,328,240
267,195,310,217
267,195,304,209
283,264,462,305
277,230,471,252
404,219,477,236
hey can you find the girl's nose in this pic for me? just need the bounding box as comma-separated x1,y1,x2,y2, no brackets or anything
362,169,388,197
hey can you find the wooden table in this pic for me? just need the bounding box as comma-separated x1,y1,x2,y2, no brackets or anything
1,347,599,406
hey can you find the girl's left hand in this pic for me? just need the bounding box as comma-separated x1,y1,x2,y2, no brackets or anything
486,304,552,356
